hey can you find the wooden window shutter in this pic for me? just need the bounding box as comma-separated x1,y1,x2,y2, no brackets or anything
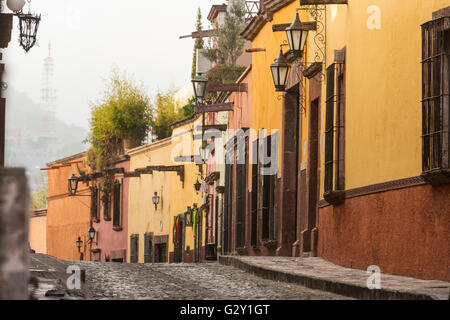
130,234,139,263
113,180,121,227
91,186,98,220
144,233,150,263
103,194,111,221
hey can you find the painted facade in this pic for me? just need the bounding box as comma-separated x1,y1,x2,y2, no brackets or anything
90,157,130,262
225,0,449,281
315,0,450,281
127,138,173,263
45,152,92,261
170,115,206,262
127,115,206,264
29,209,47,254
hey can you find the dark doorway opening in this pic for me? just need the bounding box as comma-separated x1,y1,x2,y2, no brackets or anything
155,243,168,263
174,218,184,263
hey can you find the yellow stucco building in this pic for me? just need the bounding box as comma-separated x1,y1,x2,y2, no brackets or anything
127,115,206,263
228,0,449,281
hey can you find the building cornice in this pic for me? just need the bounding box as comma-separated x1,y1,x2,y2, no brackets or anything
46,151,87,167
241,0,296,41
208,4,227,23
126,137,172,157
170,114,201,130
319,176,427,208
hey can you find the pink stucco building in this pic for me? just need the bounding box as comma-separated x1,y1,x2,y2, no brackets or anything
90,156,129,262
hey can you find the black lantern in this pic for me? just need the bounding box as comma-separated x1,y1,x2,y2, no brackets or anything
194,179,202,192
285,13,309,55
17,12,41,53
270,48,291,92
185,206,193,227
68,174,79,196
192,73,208,103
88,227,96,245
152,192,160,210
75,236,83,252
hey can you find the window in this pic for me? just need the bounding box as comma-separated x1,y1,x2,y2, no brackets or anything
91,186,100,222
144,233,152,263
103,194,111,221
324,51,346,205
421,16,450,184
113,180,122,228
130,234,139,263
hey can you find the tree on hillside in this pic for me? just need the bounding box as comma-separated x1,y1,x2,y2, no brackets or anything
31,172,47,211
203,0,246,66
192,8,205,79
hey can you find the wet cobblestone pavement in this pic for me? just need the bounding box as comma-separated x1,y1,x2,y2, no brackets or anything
70,260,351,300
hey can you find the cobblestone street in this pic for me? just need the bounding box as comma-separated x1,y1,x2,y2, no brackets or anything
77,261,352,300
30,254,351,300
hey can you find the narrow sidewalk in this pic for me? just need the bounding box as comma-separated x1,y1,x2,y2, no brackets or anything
219,256,449,300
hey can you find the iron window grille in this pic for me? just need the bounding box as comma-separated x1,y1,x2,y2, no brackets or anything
324,60,346,205
421,17,450,185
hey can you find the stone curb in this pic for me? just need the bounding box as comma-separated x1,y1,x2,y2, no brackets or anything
219,256,442,300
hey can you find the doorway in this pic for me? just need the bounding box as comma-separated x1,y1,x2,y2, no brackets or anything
301,96,320,255
155,243,168,263
174,216,184,263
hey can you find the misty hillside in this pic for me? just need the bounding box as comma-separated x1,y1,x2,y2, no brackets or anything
4,88,87,184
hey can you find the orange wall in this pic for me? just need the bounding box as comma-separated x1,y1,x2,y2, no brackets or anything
29,212,47,254
229,67,252,131
46,155,92,261
318,184,450,281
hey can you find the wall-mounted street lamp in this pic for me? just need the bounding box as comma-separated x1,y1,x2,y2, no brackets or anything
194,179,202,192
152,192,160,210
68,174,79,196
17,11,40,52
87,227,98,245
270,46,291,92
185,206,193,227
192,73,208,105
285,13,309,57
68,174,91,197
75,236,83,252
5,0,41,52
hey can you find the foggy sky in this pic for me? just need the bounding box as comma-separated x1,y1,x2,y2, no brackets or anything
3,0,216,129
